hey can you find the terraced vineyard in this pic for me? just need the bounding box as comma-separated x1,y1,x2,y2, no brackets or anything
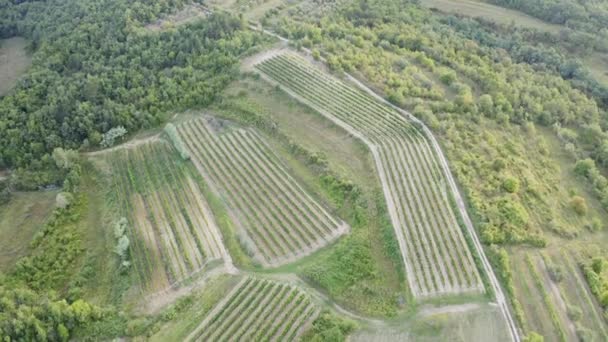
176,118,348,267
104,140,232,292
186,277,319,342
255,51,483,298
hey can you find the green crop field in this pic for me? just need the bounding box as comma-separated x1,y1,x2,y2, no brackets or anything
256,51,484,299
176,117,349,267
99,139,233,293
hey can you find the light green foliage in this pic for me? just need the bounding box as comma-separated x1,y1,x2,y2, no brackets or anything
546,263,563,283
0,287,102,341
502,177,519,193
114,217,128,239
301,310,357,342
112,217,130,271
583,256,608,315
573,158,608,212
489,246,526,329
55,192,74,209
523,332,544,342
478,94,494,116
101,126,128,148
439,68,457,85
567,305,582,322
52,148,80,170
164,123,190,160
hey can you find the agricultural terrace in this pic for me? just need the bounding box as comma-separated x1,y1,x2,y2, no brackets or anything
176,117,349,266
185,277,319,341
104,140,231,292
255,52,483,298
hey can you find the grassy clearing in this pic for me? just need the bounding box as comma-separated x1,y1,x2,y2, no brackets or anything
0,191,57,270
584,52,608,86
144,2,209,31
351,303,510,341
545,249,608,340
206,0,295,22
419,0,560,32
0,37,31,96
510,251,561,341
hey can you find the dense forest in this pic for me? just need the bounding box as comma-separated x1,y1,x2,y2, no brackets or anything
0,0,265,339
0,0,264,188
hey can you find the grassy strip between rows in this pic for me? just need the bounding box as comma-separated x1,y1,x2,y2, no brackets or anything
525,254,567,342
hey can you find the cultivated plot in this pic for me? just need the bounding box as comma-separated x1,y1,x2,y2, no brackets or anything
176,117,349,267
255,51,483,298
103,140,232,292
186,277,319,342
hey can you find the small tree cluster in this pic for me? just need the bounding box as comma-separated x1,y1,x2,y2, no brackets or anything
502,177,520,193
0,287,101,341
114,217,131,272
582,257,608,318
101,126,127,148
164,123,190,160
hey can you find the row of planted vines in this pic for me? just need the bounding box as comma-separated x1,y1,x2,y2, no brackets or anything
176,117,349,267
186,277,319,342
255,51,483,298
104,140,231,292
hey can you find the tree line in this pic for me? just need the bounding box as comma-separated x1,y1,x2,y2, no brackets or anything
0,0,264,189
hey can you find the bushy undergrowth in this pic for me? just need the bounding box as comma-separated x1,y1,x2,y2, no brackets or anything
582,257,608,319
301,310,357,342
